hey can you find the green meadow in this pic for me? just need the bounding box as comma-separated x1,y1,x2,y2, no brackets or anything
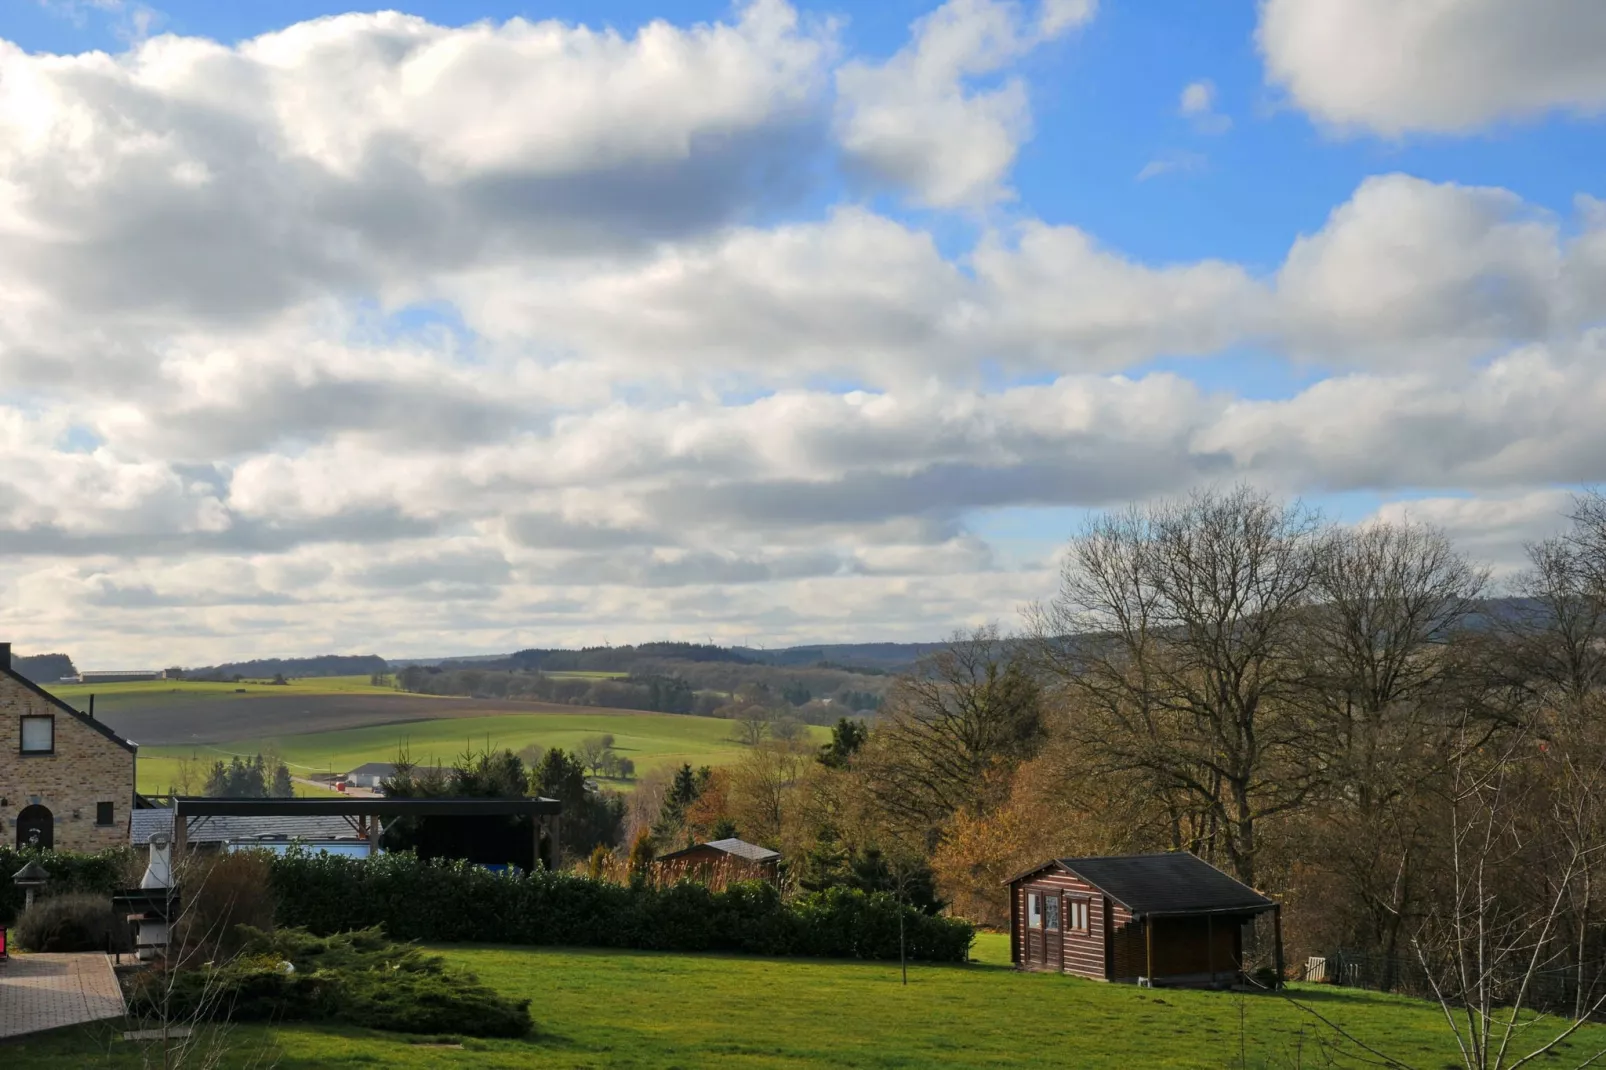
11,933,1603,1068
136,709,825,792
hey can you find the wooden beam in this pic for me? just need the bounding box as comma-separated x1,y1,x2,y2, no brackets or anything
1207,913,1215,987
1273,904,1285,991
1144,917,1154,986
548,815,561,870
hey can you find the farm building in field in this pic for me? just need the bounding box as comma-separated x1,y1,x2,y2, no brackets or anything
1007,853,1282,988
657,837,780,878
343,762,451,790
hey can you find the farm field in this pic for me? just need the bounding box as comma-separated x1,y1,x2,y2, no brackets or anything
133,709,822,793
10,934,1603,1068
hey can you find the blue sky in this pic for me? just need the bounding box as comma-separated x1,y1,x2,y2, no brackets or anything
1,0,1603,662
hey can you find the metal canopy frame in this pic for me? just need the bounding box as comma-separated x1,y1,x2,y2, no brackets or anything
168,795,563,867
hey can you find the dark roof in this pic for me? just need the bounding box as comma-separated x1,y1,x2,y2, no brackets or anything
3,658,137,753
347,762,398,776
659,837,780,864
1008,853,1274,916
131,808,358,846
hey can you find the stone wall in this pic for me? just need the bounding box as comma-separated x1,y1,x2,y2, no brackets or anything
0,670,136,852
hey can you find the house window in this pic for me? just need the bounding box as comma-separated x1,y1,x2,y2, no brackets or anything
1044,894,1061,931
96,802,114,826
20,716,54,754
1027,892,1042,929
1068,899,1090,933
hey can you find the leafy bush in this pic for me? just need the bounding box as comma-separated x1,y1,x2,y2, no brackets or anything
0,846,134,924
269,850,974,962
128,926,532,1038
16,892,131,953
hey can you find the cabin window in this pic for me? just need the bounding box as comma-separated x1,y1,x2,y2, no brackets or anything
1068,899,1090,933
1044,894,1061,931
1027,892,1042,928
20,715,54,754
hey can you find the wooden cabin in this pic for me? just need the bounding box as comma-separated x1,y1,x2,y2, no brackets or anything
1006,853,1281,988
656,837,780,879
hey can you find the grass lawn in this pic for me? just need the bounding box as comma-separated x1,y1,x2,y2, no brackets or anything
135,710,826,793
9,933,1603,1068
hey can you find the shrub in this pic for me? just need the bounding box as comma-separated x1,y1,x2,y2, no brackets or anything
268,851,974,962
173,849,277,962
16,892,131,953
0,846,135,924
128,926,532,1039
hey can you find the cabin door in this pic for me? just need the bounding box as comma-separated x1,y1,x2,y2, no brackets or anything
1024,888,1062,969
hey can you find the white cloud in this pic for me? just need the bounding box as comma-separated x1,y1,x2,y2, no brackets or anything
1179,78,1231,133
0,5,1600,663
1136,151,1206,182
834,0,1093,207
1274,174,1575,366
1258,0,1606,136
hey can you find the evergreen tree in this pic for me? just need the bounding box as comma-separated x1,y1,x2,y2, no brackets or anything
271,760,294,797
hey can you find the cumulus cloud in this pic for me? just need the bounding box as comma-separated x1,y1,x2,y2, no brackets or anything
0,4,1599,663
834,0,1094,207
1258,0,1606,135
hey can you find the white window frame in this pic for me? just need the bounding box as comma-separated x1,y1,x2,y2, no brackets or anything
1068,898,1090,933
20,715,54,754
1027,891,1042,929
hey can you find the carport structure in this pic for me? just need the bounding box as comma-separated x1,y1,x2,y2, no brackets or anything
169,796,563,868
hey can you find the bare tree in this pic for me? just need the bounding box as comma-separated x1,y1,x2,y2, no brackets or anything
733,704,771,747
1031,485,1319,888
1299,519,1490,978
859,625,1043,838
1408,723,1606,1070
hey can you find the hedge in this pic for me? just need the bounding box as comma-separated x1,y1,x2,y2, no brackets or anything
269,851,974,962
0,846,133,925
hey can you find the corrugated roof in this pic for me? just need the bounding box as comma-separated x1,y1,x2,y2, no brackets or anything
703,838,780,862
1051,853,1274,915
130,808,362,845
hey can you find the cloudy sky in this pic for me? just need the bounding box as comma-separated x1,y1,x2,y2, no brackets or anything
1,0,1604,666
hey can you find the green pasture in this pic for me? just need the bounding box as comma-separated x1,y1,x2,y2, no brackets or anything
135,755,341,797
12,932,1604,1068
50,675,396,702
136,710,823,790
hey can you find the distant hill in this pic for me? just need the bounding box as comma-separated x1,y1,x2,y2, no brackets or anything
186,654,388,680
13,652,77,684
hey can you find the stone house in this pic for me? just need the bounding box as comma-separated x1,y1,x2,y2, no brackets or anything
0,642,137,851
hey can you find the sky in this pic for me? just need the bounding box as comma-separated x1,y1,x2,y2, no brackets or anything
0,0,1604,666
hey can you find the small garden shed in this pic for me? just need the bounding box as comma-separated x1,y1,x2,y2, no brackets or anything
657,837,780,878
1006,853,1281,988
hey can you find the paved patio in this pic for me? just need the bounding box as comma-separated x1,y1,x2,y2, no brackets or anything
0,953,126,1039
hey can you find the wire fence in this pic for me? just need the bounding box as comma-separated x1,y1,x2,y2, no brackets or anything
1304,949,1606,1020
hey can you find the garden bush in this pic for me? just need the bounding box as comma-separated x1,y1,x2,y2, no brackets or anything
173,849,277,961
269,850,974,962
15,892,132,953
127,926,532,1039
0,846,134,924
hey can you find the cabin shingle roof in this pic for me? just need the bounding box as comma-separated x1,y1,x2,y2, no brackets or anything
1011,853,1274,916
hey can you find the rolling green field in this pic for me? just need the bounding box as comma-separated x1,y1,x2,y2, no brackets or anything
10,933,1603,1068
136,709,824,793
51,674,397,701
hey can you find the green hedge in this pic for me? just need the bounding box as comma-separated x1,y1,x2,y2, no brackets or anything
0,846,133,925
269,852,974,962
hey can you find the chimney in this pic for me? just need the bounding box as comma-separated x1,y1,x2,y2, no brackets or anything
0,642,10,668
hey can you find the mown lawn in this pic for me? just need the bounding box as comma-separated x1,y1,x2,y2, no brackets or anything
8,933,1604,1068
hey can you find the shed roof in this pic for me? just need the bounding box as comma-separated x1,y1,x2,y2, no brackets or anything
131,808,358,846
1009,853,1274,916
659,837,779,864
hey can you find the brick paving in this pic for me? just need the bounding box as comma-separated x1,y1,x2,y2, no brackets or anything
0,953,126,1039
